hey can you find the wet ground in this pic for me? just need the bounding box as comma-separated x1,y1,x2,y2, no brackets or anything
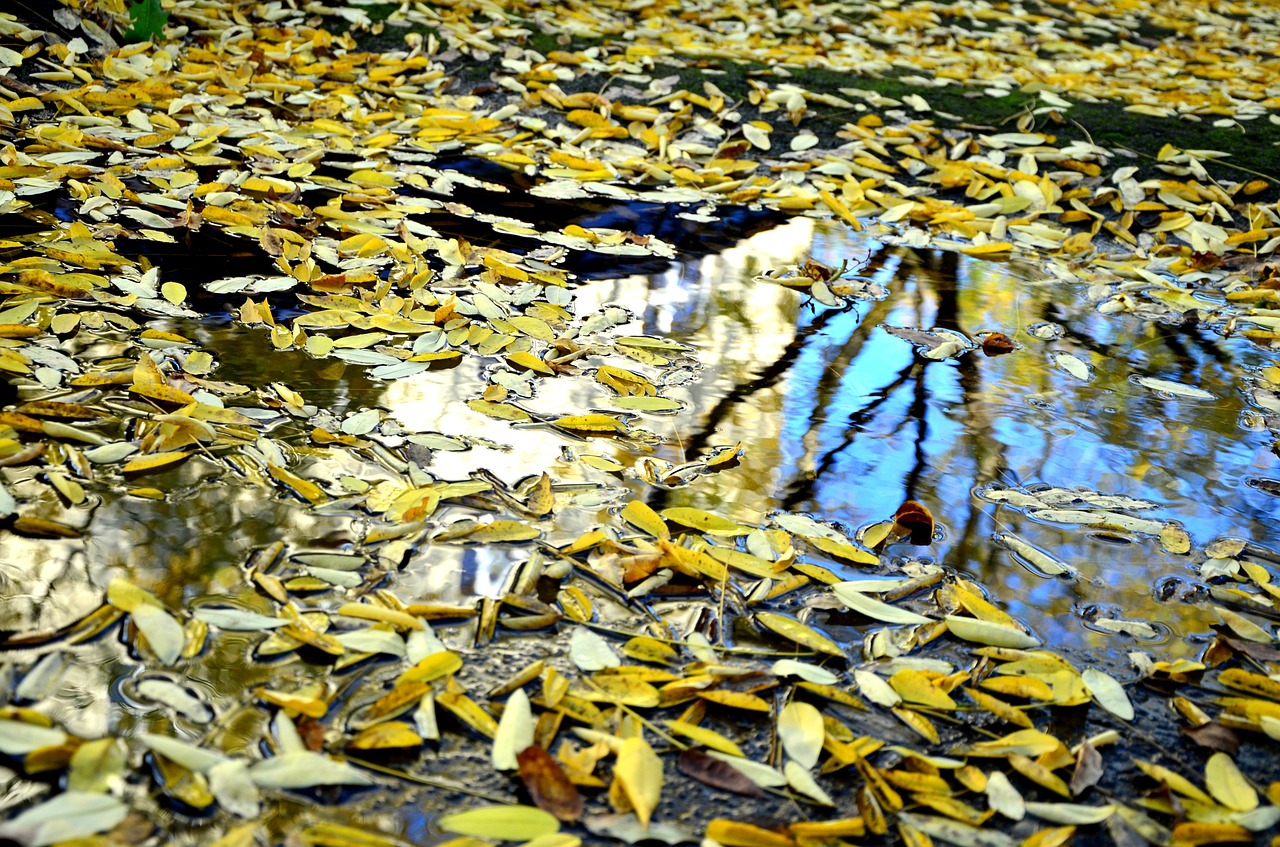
3,212,1278,842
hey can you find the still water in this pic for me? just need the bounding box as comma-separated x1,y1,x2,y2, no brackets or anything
1,215,1275,750
557,218,1279,656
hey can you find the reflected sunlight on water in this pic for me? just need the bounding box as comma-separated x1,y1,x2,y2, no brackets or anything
506,217,1275,657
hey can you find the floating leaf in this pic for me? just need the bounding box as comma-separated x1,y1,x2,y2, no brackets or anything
208,760,260,818
784,760,834,805
553,414,628,434
0,719,67,756
834,584,932,625
1133,376,1215,400
570,628,621,671
660,507,752,536
621,500,669,539
347,722,423,752
493,688,534,771
1023,802,1115,825
944,616,1040,649
248,752,373,788
613,736,663,829
778,701,824,769
854,670,902,708
132,603,186,666
438,805,560,840
122,450,193,476
755,612,843,656
1204,752,1257,811
518,746,584,822
1080,668,1134,721
0,792,129,847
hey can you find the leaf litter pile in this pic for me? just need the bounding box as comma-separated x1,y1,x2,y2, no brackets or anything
2,0,1280,845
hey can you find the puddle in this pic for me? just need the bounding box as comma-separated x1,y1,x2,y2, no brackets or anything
7,217,1273,662
561,218,1277,657
5,206,1279,841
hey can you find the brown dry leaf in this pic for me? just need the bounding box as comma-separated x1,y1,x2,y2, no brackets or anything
1069,740,1103,796
518,745,584,822
676,750,764,797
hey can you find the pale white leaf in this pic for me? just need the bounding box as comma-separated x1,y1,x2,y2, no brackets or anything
492,688,533,771
784,760,833,805
0,719,67,755
1081,668,1134,721
778,701,824,769
0,792,128,847
248,751,374,788
832,584,932,624
208,759,261,818
570,628,620,671
854,670,902,707
771,660,839,685
985,770,1025,820
1133,376,1214,400
139,732,228,773
131,603,185,666
1024,802,1116,825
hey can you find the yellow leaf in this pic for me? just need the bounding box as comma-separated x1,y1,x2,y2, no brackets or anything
129,382,198,406
553,414,628,434
347,721,423,751
1204,752,1257,811
660,507,752,536
507,350,553,375
705,546,783,578
892,707,939,744
960,242,1013,256
436,691,499,739
257,687,328,718
621,636,679,666
706,819,796,847
267,464,327,505
807,535,879,566
435,520,540,543
697,690,772,712
755,612,843,657
967,729,1062,758
467,399,532,422
979,676,1055,701
397,651,464,686
621,500,669,539
613,736,662,829
889,670,956,710
577,674,660,708
437,805,559,840
1008,753,1070,798
965,689,1033,728
122,450,193,476
663,721,744,757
